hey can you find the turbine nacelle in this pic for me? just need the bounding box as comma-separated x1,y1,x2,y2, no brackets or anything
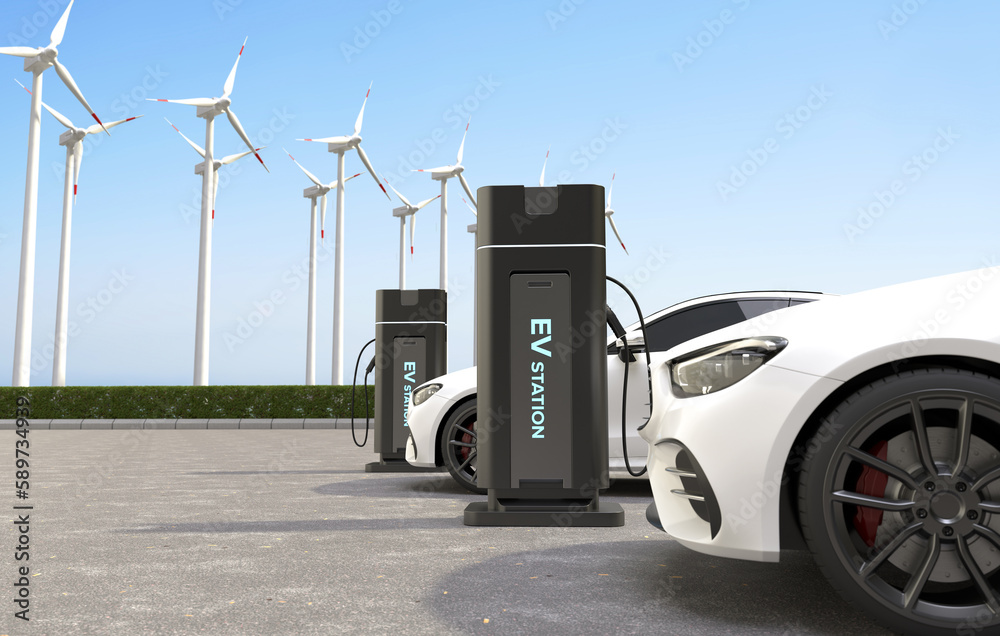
325,135,362,154
429,164,463,181
57,127,88,147
23,47,56,74
392,205,413,218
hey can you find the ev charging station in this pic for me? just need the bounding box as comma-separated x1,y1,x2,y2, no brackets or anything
368,289,448,473
464,185,624,526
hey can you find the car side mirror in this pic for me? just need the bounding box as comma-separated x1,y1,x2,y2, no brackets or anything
616,333,644,363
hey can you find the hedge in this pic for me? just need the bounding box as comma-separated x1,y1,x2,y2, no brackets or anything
0,385,375,420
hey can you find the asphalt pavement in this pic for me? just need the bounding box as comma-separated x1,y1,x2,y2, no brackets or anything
0,431,891,635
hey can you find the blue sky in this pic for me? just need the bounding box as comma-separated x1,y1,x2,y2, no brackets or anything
0,0,998,386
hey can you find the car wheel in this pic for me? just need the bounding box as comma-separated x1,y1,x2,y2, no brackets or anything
798,368,1000,636
440,399,485,494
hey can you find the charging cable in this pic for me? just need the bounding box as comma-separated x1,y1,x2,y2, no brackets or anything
350,338,376,448
606,276,653,477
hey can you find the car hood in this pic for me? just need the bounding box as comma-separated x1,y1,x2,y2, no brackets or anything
658,267,1000,381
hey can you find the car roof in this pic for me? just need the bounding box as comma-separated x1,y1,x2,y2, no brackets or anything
623,290,831,333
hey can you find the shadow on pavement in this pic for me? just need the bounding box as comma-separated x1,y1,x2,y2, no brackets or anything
425,540,889,635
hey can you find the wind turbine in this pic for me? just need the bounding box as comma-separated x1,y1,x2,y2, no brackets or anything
414,118,476,292
2,0,109,386
461,197,480,364
297,82,390,385
384,180,440,289
13,80,142,386
165,119,266,225
148,37,269,386
605,173,628,255
283,149,360,386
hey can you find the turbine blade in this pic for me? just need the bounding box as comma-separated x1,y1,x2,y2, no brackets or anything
148,97,217,107
460,197,478,217
409,212,416,256
72,142,83,203
608,216,628,255
413,166,451,173
222,37,247,99
225,107,268,172
320,194,327,241
49,0,74,47
283,148,323,186
220,148,258,165
382,176,411,208
457,173,476,206
297,135,352,144
354,81,372,136
0,47,41,58
15,78,77,129
165,118,205,158
456,117,470,165
414,195,441,211
607,172,615,210
355,144,389,199
88,114,142,136
212,170,219,226
53,60,109,136
539,146,550,187
343,172,362,183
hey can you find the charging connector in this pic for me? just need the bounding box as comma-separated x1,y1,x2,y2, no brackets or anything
606,277,653,477
350,338,377,448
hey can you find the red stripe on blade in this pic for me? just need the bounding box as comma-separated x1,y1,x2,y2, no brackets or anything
74,185,77,195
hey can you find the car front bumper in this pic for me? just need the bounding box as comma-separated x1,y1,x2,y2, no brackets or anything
641,362,841,562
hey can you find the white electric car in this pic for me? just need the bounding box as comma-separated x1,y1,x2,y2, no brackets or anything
405,290,827,493
640,267,1000,636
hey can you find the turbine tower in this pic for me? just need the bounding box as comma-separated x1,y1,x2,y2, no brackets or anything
14,80,142,386
284,149,360,386
297,82,389,385
148,38,269,386
1,0,109,386
384,180,440,289
414,118,476,292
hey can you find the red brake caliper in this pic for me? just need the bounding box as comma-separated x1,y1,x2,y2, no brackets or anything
854,440,890,547
459,422,475,463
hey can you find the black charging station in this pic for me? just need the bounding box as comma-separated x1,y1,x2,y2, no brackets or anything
464,185,624,526
367,289,448,473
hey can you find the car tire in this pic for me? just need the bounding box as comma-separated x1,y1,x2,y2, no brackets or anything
798,368,1000,636
440,399,485,495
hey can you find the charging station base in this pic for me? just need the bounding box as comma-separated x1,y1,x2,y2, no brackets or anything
463,501,624,527
365,459,442,473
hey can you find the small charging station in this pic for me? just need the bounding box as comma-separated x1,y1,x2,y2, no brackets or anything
367,289,448,473
464,185,624,526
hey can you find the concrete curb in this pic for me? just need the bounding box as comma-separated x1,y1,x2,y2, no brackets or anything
0,418,371,431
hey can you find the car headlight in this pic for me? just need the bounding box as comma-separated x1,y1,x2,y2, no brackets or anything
411,383,443,407
669,337,788,398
